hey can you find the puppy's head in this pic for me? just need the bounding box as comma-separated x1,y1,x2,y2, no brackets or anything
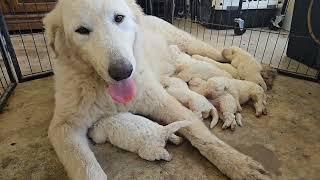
43,0,143,83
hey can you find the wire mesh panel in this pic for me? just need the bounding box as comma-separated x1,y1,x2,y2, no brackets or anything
0,0,54,82
0,14,17,111
171,0,319,81
0,0,319,82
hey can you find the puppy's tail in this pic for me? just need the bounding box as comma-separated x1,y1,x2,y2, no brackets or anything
209,108,219,129
164,120,192,138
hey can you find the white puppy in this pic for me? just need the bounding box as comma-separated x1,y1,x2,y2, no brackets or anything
189,78,242,130
161,76,219,128
192,55,240,79
222,46,267,91
89,113,191,161
191,77,267,117
168,45,232,82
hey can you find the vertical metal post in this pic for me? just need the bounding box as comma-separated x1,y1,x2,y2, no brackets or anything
0,12,23,82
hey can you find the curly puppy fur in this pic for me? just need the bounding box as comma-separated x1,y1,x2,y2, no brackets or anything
89,112,191,161
169,45,233,82
189,78,242,130
161,76,219,128
222,46,268,91
192,55,240,79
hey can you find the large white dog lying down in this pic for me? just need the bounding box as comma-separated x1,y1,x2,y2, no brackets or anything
44,0,270,179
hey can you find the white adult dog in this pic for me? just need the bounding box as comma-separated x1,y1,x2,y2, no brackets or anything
44,0,270,179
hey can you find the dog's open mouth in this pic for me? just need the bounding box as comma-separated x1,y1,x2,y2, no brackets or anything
107,77,137,104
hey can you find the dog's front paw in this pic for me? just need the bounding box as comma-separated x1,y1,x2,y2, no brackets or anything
215,147,271,180
225,155,271,180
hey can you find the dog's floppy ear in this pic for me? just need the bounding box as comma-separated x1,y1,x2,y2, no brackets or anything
43,3,62,57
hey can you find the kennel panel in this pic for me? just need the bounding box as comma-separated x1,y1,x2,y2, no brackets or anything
174,0,319,81
0,0,54,82
0,13,17,111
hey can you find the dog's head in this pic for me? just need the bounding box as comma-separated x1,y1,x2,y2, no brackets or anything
44,0,143,103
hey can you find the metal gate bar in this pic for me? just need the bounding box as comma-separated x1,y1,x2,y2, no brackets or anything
0,14,17,112
0,0,54,82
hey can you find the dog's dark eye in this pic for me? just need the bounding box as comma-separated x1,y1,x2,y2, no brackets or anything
114,14,125,23
75,26,91,35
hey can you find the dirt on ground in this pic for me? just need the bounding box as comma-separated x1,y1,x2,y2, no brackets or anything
0,75,319,180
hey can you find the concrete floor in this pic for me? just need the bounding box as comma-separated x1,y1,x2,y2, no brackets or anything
0,75,319,180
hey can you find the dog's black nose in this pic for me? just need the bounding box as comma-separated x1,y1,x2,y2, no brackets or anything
108,60,133,81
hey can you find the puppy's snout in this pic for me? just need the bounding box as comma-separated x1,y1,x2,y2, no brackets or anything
108,59,133,81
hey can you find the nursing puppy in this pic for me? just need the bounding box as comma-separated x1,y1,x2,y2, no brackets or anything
189,78,243,130
88,113,190,161
192,54,240,79
190,77,267,117
161,76,219,128
44,0,270,179
222,46,268,91
169,46,232,82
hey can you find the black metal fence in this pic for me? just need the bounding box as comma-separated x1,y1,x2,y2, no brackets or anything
0,14,17,112
144,0,320,81
0,0,319,109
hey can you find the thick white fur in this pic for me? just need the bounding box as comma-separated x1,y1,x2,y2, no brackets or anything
189,78,243,130
88,112,189,161
161,76,219,128
168,46,232,81
222,46,268,91
44,0,270,179
192,54,240,79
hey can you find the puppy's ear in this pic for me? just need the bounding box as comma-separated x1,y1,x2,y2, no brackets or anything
43,3,62,57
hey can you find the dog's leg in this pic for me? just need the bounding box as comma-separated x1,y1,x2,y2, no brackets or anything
144,16,226,62
48,118,107,180
134,86,270,180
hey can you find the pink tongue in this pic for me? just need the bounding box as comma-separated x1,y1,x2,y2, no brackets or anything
107,78,136,104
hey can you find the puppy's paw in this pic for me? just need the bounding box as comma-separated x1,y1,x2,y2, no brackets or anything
235,113,243,127
88,126,107,144
222,112,242,130
155,149,172,161
222,118,237,131
169,134,184,145
255,111,263,117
